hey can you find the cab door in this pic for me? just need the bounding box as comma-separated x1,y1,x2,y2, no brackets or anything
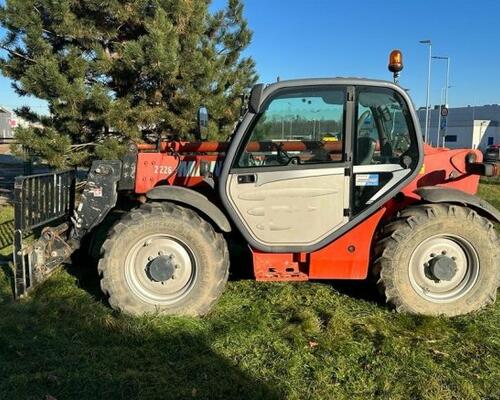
351,86,421,215
219,85,354,252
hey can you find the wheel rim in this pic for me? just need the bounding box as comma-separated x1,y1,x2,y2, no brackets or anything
124,234,197,305
409,234,480,303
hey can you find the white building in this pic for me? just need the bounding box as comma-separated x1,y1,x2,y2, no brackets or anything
0,106,35,142
0,106,19,141
417,104,500,150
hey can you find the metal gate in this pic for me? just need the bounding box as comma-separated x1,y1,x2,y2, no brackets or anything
13,170,75,297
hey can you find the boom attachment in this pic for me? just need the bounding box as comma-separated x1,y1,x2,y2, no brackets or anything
13,161,123,297
13,170,76,297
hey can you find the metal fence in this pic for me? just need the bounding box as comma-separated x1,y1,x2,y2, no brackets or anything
13,170,76,232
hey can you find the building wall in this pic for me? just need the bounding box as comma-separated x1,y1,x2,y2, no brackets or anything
0,107,33,142
417,105,500,150
473,121,498,149
0,109,13,140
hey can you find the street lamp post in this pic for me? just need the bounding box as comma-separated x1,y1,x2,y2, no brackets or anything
432,55,451,140
420,40,432,143
437,87,445,147
445,57,450,106
432,56,451,106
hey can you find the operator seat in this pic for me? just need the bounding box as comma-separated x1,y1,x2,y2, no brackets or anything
356,136,377,165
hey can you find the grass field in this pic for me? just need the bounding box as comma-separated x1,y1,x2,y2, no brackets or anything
0,182,499,400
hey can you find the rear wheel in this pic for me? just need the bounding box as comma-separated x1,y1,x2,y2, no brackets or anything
374,204,499,316
98,202,229,316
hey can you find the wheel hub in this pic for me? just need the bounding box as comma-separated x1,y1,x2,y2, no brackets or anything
148,255,176,282
124,234,197,305
428,255,458,282
409,234,480,303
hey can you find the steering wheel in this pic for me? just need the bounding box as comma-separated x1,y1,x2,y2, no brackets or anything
357,110,372,130
240,151,258,167
271,142,293,165
356,136,377,165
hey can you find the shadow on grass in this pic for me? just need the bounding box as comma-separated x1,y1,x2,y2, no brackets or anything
481,179,500,186
0,276,282,399
0,218,14,260
0,262,14,303
1,203,389,319
0,207,281,398
0,218,16,303
69,234,258,311
328,279,385,305
70,220,386,316
487,180,500,186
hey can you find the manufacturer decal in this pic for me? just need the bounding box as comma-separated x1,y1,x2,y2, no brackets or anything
355,174,379,187
153,161,224,178
89,186,103,197
154,165,175,175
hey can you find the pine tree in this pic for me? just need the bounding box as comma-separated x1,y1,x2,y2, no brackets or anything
0,0,257,168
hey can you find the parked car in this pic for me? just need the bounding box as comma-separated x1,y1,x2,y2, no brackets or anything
484,144,500,162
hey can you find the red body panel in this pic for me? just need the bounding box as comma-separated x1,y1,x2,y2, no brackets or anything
401,146,481,200
308,208,386,279
253,251,309,281
252,209,386,280
135,152,223,194
134,141,486,282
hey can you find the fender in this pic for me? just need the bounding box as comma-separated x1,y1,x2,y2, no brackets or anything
415,186,500,223
146,186,232,232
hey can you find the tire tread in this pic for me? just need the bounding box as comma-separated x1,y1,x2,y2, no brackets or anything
374,203,499,316
99,202,229,316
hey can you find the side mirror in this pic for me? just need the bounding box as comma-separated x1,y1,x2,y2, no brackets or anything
249,83,265,114
197,106,209,141
240,92,250,117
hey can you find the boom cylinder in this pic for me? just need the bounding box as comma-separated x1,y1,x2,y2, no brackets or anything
137,140,344,154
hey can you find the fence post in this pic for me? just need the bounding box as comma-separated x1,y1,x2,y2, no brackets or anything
23,146,33,175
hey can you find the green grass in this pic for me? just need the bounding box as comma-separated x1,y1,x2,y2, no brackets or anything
479,178,500,213
0,184,499,400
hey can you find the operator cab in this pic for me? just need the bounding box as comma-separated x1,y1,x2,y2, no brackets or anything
218,77,423,252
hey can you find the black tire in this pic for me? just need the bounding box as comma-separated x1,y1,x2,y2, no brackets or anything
373,203,499,316
98,202,229,316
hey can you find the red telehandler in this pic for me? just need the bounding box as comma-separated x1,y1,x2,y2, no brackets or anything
13,51,499,316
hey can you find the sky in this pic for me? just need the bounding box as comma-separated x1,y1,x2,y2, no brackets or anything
0,0,499,113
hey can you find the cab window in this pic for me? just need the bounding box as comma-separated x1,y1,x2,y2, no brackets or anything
236,87,346,168
355,87,418,166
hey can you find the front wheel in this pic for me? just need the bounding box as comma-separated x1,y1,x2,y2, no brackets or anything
98,202,229,316
374,204,499,316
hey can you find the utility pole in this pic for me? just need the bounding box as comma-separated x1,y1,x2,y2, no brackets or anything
445,57,450,106
420,40,432,143
432,55,451,138
437,87,445,147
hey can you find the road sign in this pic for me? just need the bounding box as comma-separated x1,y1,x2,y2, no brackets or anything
441,107,449,117
440,116,447,130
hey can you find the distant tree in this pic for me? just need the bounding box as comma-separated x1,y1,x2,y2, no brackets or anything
0,0,257,167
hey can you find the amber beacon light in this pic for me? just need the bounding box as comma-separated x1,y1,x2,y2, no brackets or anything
388,49,404,83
